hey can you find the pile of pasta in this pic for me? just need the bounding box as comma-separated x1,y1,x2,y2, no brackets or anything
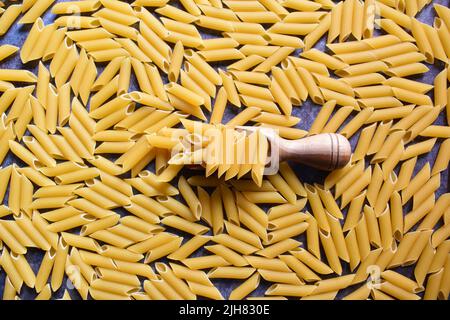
0,0,449,300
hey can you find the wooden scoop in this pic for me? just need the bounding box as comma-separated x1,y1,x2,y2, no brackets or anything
236,126,352,171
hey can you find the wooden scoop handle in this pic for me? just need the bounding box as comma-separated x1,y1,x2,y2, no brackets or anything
277,133,351,171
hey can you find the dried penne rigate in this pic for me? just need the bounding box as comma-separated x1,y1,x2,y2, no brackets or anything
0,0,448,302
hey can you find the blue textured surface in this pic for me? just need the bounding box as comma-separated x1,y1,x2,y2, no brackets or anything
0,0,449,300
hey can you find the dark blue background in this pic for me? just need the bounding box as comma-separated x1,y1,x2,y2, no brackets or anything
0,0,449,299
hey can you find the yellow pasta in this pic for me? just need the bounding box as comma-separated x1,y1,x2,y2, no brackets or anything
0,0,447,302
